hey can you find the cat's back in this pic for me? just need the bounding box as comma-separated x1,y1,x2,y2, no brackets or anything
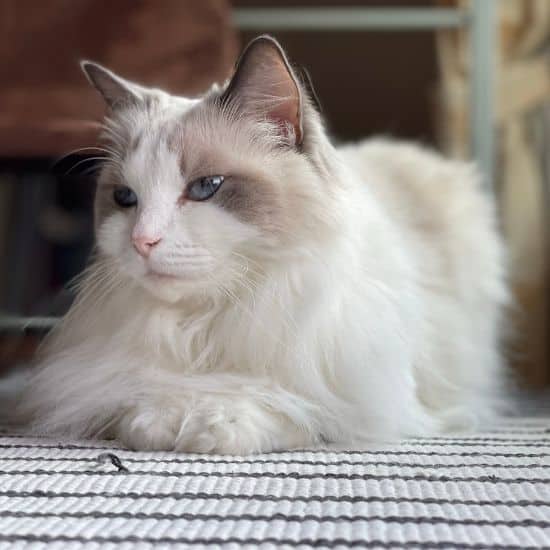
339,138,505,288
339,138,508,426
339,136,507,314
339,138,491,240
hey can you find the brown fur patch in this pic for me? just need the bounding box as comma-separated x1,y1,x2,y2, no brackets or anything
210,174,285,232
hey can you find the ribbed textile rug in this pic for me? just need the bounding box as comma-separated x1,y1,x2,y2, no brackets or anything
1,414,549,549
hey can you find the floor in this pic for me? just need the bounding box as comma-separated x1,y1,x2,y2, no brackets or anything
1,409,549,549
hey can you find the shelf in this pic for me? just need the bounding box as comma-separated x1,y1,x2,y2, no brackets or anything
0,315,57,335
233,7,468,31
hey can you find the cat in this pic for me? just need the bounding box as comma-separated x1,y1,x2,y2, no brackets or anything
18,35,510,454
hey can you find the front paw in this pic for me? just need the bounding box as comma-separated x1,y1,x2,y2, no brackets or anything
175,395,307,455
116,394,310,454
117,403,183,451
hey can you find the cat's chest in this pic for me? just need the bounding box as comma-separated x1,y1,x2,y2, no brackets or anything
136,305,230,373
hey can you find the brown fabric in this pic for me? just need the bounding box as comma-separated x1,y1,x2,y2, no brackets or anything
0,0,238,157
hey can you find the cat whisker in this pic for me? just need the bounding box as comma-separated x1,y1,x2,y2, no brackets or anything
52,146,120,168
231,272,299,337
63,156,110,176
213,267,297,356
80,164,106,178
226,256,299,333
230,251,265,276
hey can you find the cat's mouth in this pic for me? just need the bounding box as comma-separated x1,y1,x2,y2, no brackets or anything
139,266,212,302
145,267,208,283
146,269,179,282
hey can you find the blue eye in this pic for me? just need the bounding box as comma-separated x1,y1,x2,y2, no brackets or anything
113,185,138,208
186,175,225,201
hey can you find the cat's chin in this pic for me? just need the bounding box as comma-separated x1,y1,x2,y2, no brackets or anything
137,271,209,304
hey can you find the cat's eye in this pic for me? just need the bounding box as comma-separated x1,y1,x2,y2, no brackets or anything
113,185,138,208
186,175,225,202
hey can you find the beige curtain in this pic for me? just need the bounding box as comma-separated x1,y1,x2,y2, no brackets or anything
436,0,550,387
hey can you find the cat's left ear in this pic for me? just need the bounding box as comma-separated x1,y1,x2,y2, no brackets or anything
221,35,303,146
81,61,143,110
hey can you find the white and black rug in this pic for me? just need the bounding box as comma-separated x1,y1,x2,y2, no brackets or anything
1,413,549,549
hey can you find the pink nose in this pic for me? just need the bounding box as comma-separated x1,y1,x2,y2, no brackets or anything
133,235,161,258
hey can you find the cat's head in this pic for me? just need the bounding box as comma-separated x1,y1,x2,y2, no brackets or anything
83,36,337,303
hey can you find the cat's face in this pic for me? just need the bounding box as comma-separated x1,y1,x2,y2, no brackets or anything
85,36,330,303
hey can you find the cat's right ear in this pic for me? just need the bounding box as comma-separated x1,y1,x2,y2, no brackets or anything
81,61,142,110
220,36,304,146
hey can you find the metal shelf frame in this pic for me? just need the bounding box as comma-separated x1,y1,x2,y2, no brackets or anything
234,6,469,31
233,3,496,186
0,2,496,334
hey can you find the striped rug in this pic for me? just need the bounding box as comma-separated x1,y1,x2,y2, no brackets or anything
1,414,549,549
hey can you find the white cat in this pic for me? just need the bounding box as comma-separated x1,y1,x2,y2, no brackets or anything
18,36,510,454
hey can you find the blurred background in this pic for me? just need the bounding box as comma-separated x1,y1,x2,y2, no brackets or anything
0,0,549,388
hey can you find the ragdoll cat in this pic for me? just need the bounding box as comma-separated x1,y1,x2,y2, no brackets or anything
19,36,509,454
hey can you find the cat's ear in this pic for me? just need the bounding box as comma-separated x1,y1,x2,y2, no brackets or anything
221,35,303,146
81,61,142,110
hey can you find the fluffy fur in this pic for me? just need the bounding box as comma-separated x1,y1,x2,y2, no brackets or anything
18,36,510,453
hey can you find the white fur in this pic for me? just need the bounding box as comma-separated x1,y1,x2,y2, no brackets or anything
17,60,510,454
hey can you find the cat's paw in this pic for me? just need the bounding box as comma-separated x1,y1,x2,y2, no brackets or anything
116,394,310,454
174,398,257,454
117,403,183,451
175,395,305,455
